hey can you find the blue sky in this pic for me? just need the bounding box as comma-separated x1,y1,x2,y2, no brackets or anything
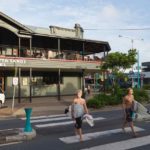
0,0,150,64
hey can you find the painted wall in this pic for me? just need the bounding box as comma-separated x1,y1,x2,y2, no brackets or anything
5,76,81,98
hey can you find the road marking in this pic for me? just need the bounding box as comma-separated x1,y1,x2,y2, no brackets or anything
59,126,144,144
0,141,22,147
21,114,66,120
31,116,71,123
82,134,150,150
35,117,105,128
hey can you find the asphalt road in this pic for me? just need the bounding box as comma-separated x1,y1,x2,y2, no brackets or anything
0,109,150,150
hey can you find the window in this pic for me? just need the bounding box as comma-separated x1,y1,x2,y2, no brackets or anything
43,76,63,85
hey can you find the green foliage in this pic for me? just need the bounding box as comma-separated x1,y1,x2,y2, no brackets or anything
101,49,137,71
87,88,149,109
87,98,102,109
133,88,149,102
142,84,150,90
99,49,137,95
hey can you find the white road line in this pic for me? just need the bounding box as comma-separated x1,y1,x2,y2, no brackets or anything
31,116,71,123
21,114,66,120
0,141,22,147
35,117,105,128
82,134,150,150
59,126,144,144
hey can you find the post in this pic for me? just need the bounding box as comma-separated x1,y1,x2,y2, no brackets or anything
18,67,21,103
57,69,61,101
24,108,32,132
137,50,140,89
81,69,85,98
29,68,32,103
18,37,21,57
30,38,32,57
12,63,18,111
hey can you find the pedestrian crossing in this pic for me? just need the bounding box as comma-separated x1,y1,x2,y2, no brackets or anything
21,114,106,128
81,135,150,150
59,126,144,144
20,114,150,150
59,125,150,150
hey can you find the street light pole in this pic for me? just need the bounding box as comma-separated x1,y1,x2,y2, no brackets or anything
137,50,140,89
118,35,143,88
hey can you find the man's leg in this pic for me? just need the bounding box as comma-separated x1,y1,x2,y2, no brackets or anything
122,119,127,133
129,121,137,137
78,128,83,142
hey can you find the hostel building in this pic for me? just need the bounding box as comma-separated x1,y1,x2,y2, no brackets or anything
0,11,111,102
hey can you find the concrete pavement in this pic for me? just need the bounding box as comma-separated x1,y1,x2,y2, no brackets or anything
0,95,122,118
0,96,74,118
0,95,121,145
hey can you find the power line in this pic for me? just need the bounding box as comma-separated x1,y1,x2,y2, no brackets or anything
84,28,150,31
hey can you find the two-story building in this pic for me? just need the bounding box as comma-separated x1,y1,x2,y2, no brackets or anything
0,11,111,102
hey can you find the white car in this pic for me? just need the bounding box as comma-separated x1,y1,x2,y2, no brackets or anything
0,93,5,107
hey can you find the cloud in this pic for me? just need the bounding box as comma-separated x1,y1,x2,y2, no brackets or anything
101,4,119,21
0,0,29,13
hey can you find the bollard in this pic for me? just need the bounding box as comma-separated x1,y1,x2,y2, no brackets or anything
24,108,32,132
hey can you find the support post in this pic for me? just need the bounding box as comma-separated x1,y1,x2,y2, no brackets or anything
18,67,21,103
29,68,32,103
57,69,61,101
81,69,85,98
137,50,140,89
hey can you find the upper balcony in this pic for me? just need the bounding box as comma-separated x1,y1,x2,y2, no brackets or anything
0,47,103,71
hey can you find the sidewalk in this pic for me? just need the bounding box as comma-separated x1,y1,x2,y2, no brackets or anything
0,95,122,118
0,96,74,118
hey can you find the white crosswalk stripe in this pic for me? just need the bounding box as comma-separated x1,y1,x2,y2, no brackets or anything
81,134,150,150
21,114,66,120
35,117,105,128
0,142,22,147
21,114,106,128
59,126,144,144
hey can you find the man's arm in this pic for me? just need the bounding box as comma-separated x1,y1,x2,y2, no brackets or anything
83,100,89,114
122,97,126,116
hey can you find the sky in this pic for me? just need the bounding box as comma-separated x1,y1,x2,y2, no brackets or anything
0,0,150,65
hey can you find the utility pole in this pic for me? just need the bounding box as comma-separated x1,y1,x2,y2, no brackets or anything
137,50,140,89
119,35,143,88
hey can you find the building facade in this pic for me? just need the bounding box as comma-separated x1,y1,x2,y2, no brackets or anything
0,11,111,102
142,62,150,85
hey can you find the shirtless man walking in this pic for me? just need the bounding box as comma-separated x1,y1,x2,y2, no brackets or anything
122,88,137,137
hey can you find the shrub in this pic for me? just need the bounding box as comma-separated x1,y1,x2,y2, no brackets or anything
133,88,149,102
87,99,102,109
87,88,149,109
142,84,150,90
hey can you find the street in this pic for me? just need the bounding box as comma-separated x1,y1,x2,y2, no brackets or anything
0,109,150,150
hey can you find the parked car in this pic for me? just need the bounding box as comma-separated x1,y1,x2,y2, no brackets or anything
0,93,5,108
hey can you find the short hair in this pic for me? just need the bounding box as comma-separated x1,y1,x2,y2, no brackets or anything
127,88,133,94
76,89,82,94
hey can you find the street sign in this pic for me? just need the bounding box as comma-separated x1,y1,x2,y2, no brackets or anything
13,77,18,85
128,73,145,78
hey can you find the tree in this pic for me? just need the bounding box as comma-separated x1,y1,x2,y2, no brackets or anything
100,49,137,93
102,49,137,72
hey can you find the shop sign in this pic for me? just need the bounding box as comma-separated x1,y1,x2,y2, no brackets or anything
0,59,26,65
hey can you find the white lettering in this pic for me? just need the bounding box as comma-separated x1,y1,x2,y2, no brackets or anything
0,59,26,64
